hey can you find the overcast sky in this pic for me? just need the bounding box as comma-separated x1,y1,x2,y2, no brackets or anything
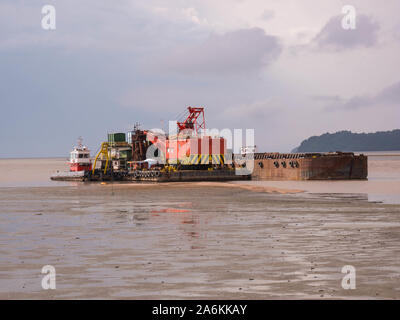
1,0,399,157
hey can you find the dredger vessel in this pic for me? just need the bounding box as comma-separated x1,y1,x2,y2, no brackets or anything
50,107,368,182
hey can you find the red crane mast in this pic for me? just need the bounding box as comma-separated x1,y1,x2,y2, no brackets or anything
177,107,205,135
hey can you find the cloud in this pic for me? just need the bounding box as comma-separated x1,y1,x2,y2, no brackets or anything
325,81,400,111
220,98,280,122
0,1,208,54
314,14,380,50
1,1,399,157
157,28,282,75
376,81,400,103
260,10,274,21
311,95,344,103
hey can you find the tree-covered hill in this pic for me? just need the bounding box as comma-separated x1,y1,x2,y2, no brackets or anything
293,130,400,152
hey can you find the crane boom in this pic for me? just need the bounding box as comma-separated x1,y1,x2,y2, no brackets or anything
177,107,205,135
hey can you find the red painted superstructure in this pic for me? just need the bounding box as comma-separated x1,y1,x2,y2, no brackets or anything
164,137,226,164
145,107,226,166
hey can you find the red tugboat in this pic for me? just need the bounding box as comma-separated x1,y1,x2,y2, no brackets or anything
69,137,92,172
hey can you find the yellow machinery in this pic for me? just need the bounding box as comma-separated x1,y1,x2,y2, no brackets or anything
92,142,110,174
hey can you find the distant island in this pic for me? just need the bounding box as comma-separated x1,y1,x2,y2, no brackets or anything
293,129,400,153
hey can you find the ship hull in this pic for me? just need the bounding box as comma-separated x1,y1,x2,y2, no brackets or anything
70,163,92,172
251,152,368,180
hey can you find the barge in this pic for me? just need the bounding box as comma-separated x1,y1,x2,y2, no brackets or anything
50,107,368,183
251,152,367,180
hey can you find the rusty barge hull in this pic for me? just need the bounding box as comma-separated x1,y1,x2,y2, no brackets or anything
251,152,368,180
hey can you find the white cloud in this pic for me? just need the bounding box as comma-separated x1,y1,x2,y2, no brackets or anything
260,10,274,21
325,81,400,110
314,14,380,50
1,0,400,156
156,28,282,75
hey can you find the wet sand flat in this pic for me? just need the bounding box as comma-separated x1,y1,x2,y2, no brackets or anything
0,183,399,299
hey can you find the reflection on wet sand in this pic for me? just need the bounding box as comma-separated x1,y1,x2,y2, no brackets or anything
0,184,399,299
0,154,399,299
